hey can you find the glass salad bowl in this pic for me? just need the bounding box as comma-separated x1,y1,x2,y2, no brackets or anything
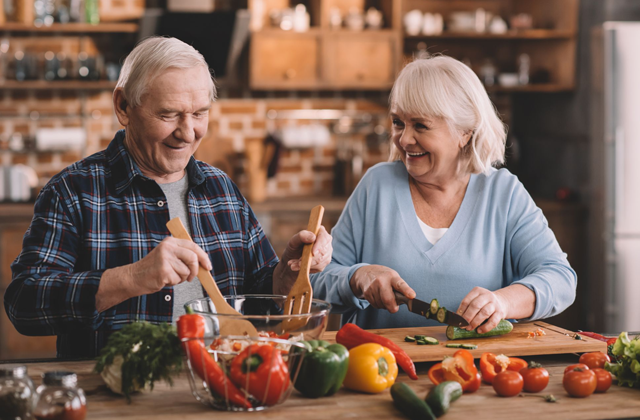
181,333,307,411
184,294,332,342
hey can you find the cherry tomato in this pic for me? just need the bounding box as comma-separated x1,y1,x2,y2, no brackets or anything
563,368,597,398
493,370,524,397
519,363,549,393
564,363,589,374
579,352,611,370
592,368,612,393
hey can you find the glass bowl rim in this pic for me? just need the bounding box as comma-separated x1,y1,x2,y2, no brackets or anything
185,294,332,320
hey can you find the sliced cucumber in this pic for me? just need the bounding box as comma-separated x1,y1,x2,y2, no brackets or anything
417,340,429,345
436,307,448,324
423,337,439,345
445,343,463,348
429,299,440,317
414,335,427,341
446,319,514,340
405,335,417,342
460,344,477,350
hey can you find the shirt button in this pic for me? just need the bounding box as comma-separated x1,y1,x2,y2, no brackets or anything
157,200,165,207
164,295,171,302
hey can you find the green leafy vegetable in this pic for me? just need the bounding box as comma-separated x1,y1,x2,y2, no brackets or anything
94,322,183,401
604,331,640,388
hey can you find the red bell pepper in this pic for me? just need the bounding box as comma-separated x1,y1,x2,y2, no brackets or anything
335,323,418,380
229,343,290,406
479,352,528,384
427,349,480,393
177,310,252,409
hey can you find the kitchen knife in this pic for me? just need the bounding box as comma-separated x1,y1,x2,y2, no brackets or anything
394,292,469,327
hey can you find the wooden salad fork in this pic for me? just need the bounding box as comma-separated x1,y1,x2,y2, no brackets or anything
166,217,259,337
282,205,324,331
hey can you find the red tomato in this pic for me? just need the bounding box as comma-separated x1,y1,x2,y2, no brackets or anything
563,368,597,398
579,352,611,370
493,371,524,397
592,368,612,393
520,364,549,393
564,363,589,374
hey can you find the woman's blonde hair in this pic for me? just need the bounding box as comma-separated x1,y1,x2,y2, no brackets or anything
116,36,216,108
389,56,506,174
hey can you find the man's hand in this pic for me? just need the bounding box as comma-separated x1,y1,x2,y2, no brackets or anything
96,237,212,312
349,265,416,313
272,226,332,296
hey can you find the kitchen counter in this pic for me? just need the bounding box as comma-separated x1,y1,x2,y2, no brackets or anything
11,352,640,420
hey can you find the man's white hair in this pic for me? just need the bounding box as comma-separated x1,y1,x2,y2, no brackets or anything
389,56,506,174
115,36,216,107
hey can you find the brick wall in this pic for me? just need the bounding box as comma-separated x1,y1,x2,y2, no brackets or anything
0,95,390,199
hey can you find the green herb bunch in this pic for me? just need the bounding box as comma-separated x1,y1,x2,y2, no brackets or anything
605,331,640,388
94,322,183,401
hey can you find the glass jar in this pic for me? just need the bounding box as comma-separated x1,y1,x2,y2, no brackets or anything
34,372,86,420
0,364,37,420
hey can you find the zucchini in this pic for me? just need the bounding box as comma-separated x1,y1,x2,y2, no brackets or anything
446,319,514,340
436,307,448,324
404,336,417,342
429,299,440,317
460,344,477,350
425,381,463,417
423,337,439,345
390,382,436,420
445,343,462,348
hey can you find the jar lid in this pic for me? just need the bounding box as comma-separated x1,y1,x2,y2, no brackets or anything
42,371,77,387
0,364,27,378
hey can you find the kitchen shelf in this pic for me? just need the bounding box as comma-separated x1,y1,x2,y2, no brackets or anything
405,29,575,41
0,80,116,90
0,22,139,33
486,84,575,93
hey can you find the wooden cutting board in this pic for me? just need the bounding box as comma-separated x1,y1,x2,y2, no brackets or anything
322,321,607,362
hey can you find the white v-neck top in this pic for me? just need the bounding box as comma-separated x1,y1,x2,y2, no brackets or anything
416,216,448,245
310,161,577,330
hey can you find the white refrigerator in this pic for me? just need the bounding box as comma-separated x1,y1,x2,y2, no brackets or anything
590,22,640,333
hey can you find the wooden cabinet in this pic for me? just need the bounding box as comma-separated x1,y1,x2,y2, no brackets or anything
324,31,399,89
250,31,320,89
0,207,56,360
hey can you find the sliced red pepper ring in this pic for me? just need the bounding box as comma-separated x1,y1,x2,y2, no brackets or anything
428,350,480,393
480,352,528,384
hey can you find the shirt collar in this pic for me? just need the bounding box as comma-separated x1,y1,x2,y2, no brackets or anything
106,129,206,195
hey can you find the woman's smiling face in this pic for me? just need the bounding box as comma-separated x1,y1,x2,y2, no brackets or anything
390,105,467,185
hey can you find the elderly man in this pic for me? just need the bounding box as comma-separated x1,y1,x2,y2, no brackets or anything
4,37,332,358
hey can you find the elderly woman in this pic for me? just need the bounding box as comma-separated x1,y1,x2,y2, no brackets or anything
311,56,576,333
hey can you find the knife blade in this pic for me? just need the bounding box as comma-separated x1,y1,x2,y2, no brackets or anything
394,292,469,327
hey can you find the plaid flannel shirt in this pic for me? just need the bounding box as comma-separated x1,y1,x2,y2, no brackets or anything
4,130,278,358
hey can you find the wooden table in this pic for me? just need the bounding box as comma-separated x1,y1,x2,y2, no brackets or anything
13,353,640,420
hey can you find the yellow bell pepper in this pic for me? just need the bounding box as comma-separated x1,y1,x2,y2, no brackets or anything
343,343,398,393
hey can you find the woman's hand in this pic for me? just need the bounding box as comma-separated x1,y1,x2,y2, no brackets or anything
457,287,508,334
350,265,416,313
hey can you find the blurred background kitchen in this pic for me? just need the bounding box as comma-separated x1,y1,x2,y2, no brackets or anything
0,0,639,360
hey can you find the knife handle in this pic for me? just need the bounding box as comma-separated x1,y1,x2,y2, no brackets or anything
394,291,411,307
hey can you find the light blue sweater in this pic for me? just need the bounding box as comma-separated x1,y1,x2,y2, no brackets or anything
310,161,577,329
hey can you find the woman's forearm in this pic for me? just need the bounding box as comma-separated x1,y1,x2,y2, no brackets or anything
495,284,536,320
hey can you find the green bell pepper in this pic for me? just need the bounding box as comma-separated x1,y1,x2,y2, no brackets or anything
292,340,349,398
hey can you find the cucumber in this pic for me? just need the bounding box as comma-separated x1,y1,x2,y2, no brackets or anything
414,335,427,341
405,336,417,342
423,337,439,345
425,381,462,417
416,340,429,345
436,307,448,324
429,299,440,317
446,319,514,340
390,382,436,420
460,344,477,350
445,343,463,348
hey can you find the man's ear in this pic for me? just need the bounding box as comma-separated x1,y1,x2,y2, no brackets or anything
113,88,130,127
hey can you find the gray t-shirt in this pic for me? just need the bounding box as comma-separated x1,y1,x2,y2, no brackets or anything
158,173,204,323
